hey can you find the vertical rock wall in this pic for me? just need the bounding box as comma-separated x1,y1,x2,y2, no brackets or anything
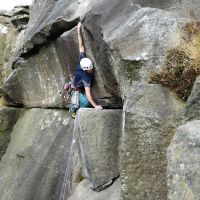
72,109,122,190
121,84,183,200
0,108,22,159
0,0,200,200
0,11,17,85
0,109,74,200
168,121,200,200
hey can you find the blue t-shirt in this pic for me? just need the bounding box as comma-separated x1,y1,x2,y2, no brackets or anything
74,52,92,89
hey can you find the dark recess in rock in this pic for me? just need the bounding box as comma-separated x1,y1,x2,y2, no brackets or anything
0,108,23,160
95,96,123,109
83,13,120,97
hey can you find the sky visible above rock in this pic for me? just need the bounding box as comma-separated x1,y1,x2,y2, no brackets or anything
0,0,32,10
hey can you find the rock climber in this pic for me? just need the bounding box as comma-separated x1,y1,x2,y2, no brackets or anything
69,22,102,116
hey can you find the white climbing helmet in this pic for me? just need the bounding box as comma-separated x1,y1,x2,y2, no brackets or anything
80,58,93,71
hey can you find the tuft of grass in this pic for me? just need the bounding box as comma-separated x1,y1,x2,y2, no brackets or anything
150,22,200,101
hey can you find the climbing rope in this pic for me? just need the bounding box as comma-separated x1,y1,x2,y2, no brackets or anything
58,138,75,200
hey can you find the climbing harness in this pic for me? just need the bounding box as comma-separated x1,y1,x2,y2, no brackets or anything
63,80,75,104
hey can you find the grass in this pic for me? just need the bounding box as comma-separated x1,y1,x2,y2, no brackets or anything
150,22,200,101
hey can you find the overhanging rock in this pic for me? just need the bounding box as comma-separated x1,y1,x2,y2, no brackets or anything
1,43,68,108
82,6,187,91
14,0,200,61
185,76,200,120
1,28,122,108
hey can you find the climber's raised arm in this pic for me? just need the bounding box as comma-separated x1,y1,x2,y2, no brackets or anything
69,21,102,118
77,22,85,53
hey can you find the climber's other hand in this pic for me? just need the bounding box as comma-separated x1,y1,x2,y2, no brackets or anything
95,105,103,110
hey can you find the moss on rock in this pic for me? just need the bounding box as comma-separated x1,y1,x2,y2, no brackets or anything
150,22,200,101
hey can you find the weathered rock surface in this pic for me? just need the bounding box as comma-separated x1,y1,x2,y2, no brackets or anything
185,76,200,120
1,0,200,199
83,6,186,93
1,43,68,107
121,84,184,200
0,108,74,200
68,178,120,200
0,107,22,159
168,121,200,200
1,27,122,108
11,6,30,31
0,12,18,85
1,0,188,108
13,0,200,62
72,108,122,190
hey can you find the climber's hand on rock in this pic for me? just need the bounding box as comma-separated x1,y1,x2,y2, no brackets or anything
95,105,103,110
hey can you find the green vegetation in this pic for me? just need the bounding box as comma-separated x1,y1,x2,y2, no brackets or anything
150,22,200,101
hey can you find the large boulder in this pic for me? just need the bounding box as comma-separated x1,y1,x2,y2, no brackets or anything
168,121,200,200
185,76,200,120
72,108,122,190
1,43,68,107
68,178,120,200
82,6,187,95
121,84,184,200
0,32,122,108
0,107,22,159
55,28,122,108
0,108,74,200
55,27,112,98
